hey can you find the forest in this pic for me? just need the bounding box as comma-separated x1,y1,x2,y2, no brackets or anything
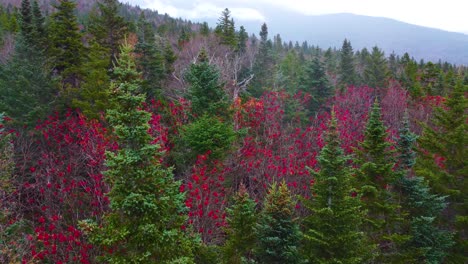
0,0,466,263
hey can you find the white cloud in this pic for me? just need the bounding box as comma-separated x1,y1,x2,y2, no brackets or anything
139,0,265,21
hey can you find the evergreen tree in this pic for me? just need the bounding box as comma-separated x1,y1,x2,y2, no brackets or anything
237,25,248,53
299,57,333,114
135,12,165,98
200,21,210,36
255,181,301,264
71,42,112,120
303,110,375,263
354,100,403,261
222,184,257,264
415,81,467,262
249,23,274,97
0,38,55,127
185,49,230,119
395,113,454,262
48,0,86,87
19,0,33,41
81,43,196,263
338,39,357,90
215,8,237,47
364,46,389,88
31,0,45,47
88,0,128,67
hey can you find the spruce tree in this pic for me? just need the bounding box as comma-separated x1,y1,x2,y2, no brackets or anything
88,0,128,67
354,100,403,261
338,39,357,90
303,110,375,263
415,80,467,262
222,184,257,264
19,0,33,42
299,57,333,114
364,46,389,88
254,181,301,264
185,49,230,119
395,112,454,262
237,25,248,53
249,23,274,97
48,0,86,87
81,43,196,263
135,12,165,99
215,8,237,48
31,0,45,47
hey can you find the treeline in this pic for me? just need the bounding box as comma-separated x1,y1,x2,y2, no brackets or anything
0,1,467,263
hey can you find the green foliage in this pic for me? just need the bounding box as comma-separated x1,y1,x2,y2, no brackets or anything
81,43,196,263
19,0,33,41
200,22,210,36
254,181,301,264
215,8,237,48
415,81,467,262
396,111,418,170
135,12,165,99
178,115,236,162
364,46,389,88
299,57,333,114
249,23,274,97
185,50,230,119
0,38,55,127
88,0,128,67
48,0,86,87
237,26,248,53
354,100,404,261
303,110,375,263
223,184,257,264
71,42,112,120
338,39,357,89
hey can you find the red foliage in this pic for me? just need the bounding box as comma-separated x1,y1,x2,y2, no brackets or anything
13,111,111,263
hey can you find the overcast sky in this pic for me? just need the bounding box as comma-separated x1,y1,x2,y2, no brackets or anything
127,0,468,34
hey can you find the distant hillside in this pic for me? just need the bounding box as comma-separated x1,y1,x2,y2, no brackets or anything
234,12,468,65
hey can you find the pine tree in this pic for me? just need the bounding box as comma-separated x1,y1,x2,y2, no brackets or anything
303,110,375,263
19,0,33,42
249,23,274,97
364,46,389,88
200,21,210,36
237,25,248,53
254,181,301,264
88,0,128,67
354,100,402,261
48,0,86,87
222,184,257,264
215,8,237,48
415,80,467,262
299,57,333,114
134,12,165,99
185,49,230,119
81,43,196,263
31,0,45,47
395,112,454,262
338,39,357,90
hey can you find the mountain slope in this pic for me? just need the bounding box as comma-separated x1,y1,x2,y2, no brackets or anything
237,12,468,65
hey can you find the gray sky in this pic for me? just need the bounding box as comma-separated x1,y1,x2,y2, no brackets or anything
127,0,468,34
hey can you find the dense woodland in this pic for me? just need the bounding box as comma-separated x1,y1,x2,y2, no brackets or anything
0,0,467,263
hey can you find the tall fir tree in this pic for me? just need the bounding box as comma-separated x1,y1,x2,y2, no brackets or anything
395,113,454,262
88,0,128,67
215,8,237,48
48,0,86,87
254,181,301,264
338,39,357,90
81,43,196,263
185,49,230,119
303,109,375,263
31,0,46,47
299,57,333,115
135,12,165,99
237,25,248,53
364,46,389,88
415,80,467,263
249,23,274,97
19,0,33,42
222,184,257,264
354,100,404,262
